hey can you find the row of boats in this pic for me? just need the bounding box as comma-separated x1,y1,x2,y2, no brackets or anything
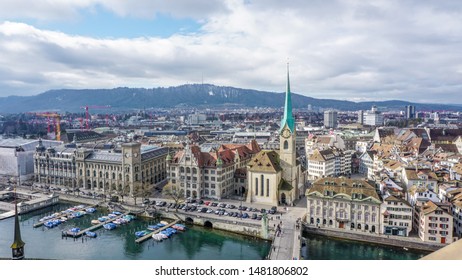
42,205,97,229
66,227,97,238
135,221,187,241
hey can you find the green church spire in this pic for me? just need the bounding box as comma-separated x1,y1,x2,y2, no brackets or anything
280,63,295,132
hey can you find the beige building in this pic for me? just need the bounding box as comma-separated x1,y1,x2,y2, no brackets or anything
34,141,168,197
381,195,413,237
167,140,260,199
306,177,382,233
415,201,454,244
246,68,304,206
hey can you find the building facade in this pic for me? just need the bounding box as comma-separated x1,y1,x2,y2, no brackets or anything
246,67,304,206
381,195,413,237
306,177,382,233
167,140,260,200
34,141,168,197
415,201,454,244
324,110,338,129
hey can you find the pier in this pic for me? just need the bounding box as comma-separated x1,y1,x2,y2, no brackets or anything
135,219,180,244
33,205,98,228
0,190,59,220
62,212,129,238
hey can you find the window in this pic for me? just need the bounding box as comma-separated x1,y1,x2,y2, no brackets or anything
255,178,258,195
266,179,269,197
283,140,288,150
260,175,264,196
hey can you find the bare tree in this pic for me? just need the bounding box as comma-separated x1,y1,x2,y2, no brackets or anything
162,182,184,212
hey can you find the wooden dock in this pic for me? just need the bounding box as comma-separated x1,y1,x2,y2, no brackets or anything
33,205,98,228
135,219,180,244
62,212,129,238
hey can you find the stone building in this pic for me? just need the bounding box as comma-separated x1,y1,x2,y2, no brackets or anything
306,177,382,233
246,66,304,206
167,140,260,199
34,140,168,197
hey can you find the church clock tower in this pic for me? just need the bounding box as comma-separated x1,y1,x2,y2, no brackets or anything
279,63,296,167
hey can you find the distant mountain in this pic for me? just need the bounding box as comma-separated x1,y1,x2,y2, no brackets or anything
0,84,460,113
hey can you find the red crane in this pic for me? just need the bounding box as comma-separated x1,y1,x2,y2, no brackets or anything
80,105,111,130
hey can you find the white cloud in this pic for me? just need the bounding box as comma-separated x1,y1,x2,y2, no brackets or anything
0,0,462,104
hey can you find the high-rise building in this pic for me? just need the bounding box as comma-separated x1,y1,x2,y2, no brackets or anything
405,105,416,119
324,110,338,128
363,106,384,126
357,110,364,125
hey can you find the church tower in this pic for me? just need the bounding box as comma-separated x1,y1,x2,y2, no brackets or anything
279,63,296,167
11,181,25,260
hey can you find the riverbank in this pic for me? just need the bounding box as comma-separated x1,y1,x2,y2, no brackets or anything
302,224,444,252
58,193,273,241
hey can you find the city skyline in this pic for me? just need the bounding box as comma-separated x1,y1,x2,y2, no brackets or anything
0,1,462,104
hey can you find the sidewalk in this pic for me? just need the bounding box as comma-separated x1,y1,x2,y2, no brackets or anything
268,198,306,260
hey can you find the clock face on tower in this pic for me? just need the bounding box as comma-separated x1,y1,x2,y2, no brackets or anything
282,128,291,138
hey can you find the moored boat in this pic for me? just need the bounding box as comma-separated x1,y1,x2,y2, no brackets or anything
103,222,117,230
85,231,97,238
85,207,96,213
135,230,150,238
91,219,101,225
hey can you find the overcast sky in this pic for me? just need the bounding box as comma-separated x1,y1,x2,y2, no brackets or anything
0,0,461,103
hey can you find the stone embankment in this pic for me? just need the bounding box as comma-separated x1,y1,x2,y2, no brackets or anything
303,224,445,252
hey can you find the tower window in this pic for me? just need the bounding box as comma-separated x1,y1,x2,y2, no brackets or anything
284,140,288,150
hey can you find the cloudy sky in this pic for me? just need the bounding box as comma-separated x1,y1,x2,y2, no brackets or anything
0,0,461,103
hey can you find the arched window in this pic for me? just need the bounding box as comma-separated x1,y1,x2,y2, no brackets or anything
266,179,269,197
255,177,258,195
283,140,288,150
260,175,264,196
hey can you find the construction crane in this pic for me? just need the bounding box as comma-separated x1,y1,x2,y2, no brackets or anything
30,112,62,141
80,105,111,130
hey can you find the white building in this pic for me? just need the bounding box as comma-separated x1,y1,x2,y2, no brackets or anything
381,195,413,237
0,138,61,180
363,106,384,126
416,201,454,244
306,177,382,233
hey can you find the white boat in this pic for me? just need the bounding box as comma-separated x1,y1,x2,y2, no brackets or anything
91,219,100,225
152,234,164,241
160,221,169,225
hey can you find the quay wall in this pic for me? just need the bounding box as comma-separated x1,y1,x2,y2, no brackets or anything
303,224,444,252
158,211,271,241
58,194,272,241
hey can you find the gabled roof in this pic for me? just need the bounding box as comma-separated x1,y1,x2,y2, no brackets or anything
384,195,411,207
278,179,293,191
307,177,381,202
421,201,439,215
248,150,282,173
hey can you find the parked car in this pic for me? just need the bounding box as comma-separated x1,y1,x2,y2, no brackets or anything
251,213,257,219
242,213,249,219
211,202,218,207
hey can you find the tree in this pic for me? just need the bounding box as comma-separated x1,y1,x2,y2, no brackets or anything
162,183,185,212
